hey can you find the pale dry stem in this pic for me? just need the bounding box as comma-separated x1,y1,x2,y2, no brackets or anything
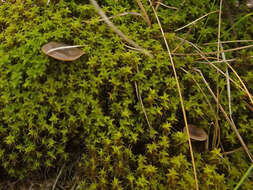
174,36,253,98
194,68,253,162
135,0,152,27
134,81,152,130
224,62,253,105
172,24,194,54
155,1,178,10
90,0,152,57
172,44,253,55
98,12,144,22
181,68,219,149
155,0,162,10
175,10,218,32
149,1,199,189
52,164,65,190
214,0,222,150
204,39,253,45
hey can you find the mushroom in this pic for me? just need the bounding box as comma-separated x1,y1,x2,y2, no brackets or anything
184,124,208,141
42,42,85,61
247,0,253,8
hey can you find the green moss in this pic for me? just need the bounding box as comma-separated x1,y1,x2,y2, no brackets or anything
0,0,252,189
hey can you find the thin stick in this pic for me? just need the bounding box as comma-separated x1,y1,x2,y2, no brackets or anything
194,68,253,162
221,43,238,151
217,0,222,75
214,0,222,149
155,2,178,10
243,100,253,112
223,147,243,156
215,0,222,149
155,0,162,10
172,24,194,54
98,12,144,22
224,62,253,105
135,0,152,27
134,65,152,130
90,0,153,130
223,144,253,156
197,58,236,64
181,67,219,149
134,81,152,129
123,43,143,51
234,164,253,190
220,44,233,117
174,36,253,99
89,0,152,57
149,1,199,189
175,10,218,32
172,44,253,55
203,40,253,45
52,164,65,190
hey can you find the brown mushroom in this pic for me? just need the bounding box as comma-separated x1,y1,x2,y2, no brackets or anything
42,42,85,61
247,0,253,8
184,124,208,141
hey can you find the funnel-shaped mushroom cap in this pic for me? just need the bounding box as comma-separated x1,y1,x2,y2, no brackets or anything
42,42,85,61
184,124,208,141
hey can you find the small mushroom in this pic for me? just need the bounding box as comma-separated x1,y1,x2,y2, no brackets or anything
184,124,208,141
42,42,85,61
247,0,253,8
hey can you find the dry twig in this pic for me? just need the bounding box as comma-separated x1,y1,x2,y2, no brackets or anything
52,164,65,190
148,1,199,189
174,36,253,99
135,0,152,27
175,10,218,32
194,69,253,162
203,39,253,45
134,81,152,130
155,1,178,10
89,0,152,57
98,12,144,22
172,24,194,54
172,44,253,55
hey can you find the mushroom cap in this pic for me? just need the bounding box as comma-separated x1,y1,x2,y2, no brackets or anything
184,124,208,141
247,0,253,8
42,42,85,61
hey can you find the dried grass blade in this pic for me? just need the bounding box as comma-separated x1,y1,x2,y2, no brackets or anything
181,68,219,149
194,68,253,162
172,24,194,54
135,0,152,27
224,62,253,105
172,44,253,55
90,0,152,57
155,2,178,10
149,1,199,189
98,12,144,22
203,39,253,45
175,10,218,32
214,0,222,149
174,36,253,101
52,164,65,190
134,81,152,130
